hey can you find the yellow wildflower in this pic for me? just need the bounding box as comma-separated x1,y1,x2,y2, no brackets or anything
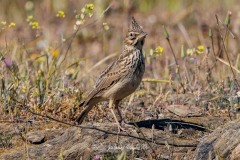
36,57,46,63
30,21,39,29
155,46,164,53
52,50,59,58
76,19,85,26
26,15,33,22
197,45,205,52
84,4,94,17
150,46,164,56
80,13,85,19
187,48,194,56
8,22,16,27
56,11,65,18
69,68,75,75
1,21,6,25
103,22,109,30
86,4,94,10
21,85,27,93
65,68,75,76
196,45,205,55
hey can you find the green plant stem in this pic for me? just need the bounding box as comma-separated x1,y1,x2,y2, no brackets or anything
166,38,186,93
215,15,240,90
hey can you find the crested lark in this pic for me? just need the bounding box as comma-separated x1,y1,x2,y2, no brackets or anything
76,17,147,128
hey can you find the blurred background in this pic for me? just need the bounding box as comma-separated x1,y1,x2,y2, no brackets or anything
1,0,240,118
1,0,240,75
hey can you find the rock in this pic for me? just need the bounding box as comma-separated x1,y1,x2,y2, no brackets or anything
231,144,240,159
167,104,202,117
0,123,199,160
0,127,89,160
26,131,45,144
194,118,240,160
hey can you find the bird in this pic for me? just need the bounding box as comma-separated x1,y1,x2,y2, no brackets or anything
76,17,147,130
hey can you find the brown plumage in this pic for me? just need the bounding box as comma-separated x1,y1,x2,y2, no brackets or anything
76,17,147,127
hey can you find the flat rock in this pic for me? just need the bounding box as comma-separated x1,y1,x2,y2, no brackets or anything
194,118,240,160
26,131,45,144
0,123,199,160
167,104,202,117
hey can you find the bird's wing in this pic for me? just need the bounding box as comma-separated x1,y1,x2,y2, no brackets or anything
95,61,116,88
85,50,131,102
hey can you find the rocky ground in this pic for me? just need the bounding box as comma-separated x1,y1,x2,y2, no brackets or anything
1,93,240,160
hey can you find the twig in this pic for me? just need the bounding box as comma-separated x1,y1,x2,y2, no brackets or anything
163,25,186,93
216,14,240,89
209,29,217,60
209,14,231,70
142,78,172,83
87,52,118,72
216,57,240,73
178,23,193,48
216,13,236,39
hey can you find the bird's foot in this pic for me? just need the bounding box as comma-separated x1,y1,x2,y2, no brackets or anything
115,121,135,132
116,123,127,132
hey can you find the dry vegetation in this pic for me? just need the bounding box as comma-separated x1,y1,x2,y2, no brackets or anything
1,0,240,159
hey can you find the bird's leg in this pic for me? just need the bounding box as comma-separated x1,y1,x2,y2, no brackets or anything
114,100,134,130
115,100,135,129
115,100,123,123
109,99,126,132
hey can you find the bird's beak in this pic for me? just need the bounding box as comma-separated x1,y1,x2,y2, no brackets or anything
139,32,148,40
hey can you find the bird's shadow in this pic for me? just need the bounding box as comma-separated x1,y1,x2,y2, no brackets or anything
127,118,207,132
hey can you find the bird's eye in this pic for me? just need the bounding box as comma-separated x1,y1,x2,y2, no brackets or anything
129,33,134,37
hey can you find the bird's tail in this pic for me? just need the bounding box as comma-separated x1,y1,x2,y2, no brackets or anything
76,104,95,124
76,97,101,124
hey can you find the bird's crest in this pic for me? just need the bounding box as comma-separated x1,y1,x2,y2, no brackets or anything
128,17,143,33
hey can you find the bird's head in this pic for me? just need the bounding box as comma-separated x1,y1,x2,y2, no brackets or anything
124,17,147,49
